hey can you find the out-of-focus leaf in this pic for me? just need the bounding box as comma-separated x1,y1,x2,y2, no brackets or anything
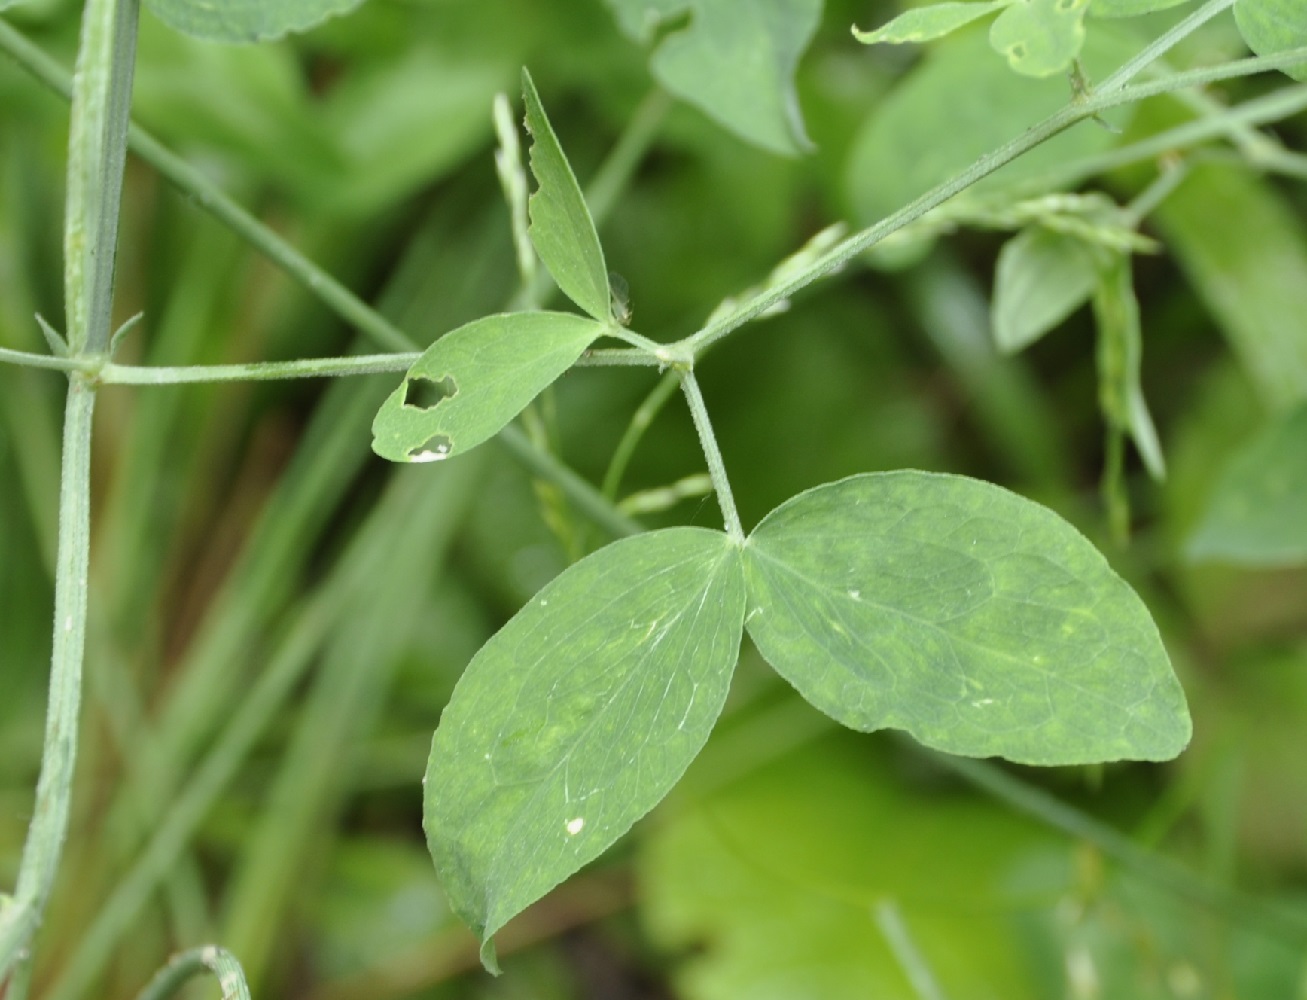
1090,0,1192,17
370,312,606,464
743,472,1191,765
143,0,369,42
1092,255,1165,479
424,528,745,970
845,28,1136,256
992,226,1098,352
1234,0,1307,82
605,0,821,156
522,69,612,322
1187,402,1307,565
990,0,1091,77
1155,164,1307,411
641,733,1059,1000
854,2,1009,46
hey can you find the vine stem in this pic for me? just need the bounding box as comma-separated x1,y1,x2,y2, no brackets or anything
0,0,138,986
131,947,251,1000
680,371,744,544
1097,0,1235,93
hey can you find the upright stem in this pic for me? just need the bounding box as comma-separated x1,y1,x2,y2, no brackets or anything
0,0,138,984
681,371,744,544
131,947,251,1000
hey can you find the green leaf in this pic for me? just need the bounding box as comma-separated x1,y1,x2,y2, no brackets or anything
1090,0,1192,17
142,0,369,42
853,1,1010,46
425,527,746,970
370,312,605,464
1187,402,1307,565
604,0,821,156
743,472,1190,765
1092,255,1165,479
1154,164,1307,411
1235,0,1307,82
521,69,612,322
992,226,1099,353
989,0,1091,77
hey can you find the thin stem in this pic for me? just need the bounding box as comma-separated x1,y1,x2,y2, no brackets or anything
1121,159,1190,227
100,353,419,384
0,346,92,374
680,371,744,543
602,369,681,499
132,947,251,1000
576,347,662,367
873,900,950,1000
677,47,1307,361
926,749,1307,948
0,382,96,976
1097,0,1236,93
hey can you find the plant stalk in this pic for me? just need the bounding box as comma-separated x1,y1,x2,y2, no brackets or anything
680,371,744,543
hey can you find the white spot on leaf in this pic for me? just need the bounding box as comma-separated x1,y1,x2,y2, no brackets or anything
565,816,585,836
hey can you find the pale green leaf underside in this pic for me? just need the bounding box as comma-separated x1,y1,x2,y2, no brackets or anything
143,0,367,42
521,69,611,321
1188,402,1307,565
990,0,1091,77
993,226,1098,353
605,0,821,156
743,472,1190,765
854,2,1008,46
1234,0,1307,82
425,528,745,968
1090,0,1192,17
371,312,605,464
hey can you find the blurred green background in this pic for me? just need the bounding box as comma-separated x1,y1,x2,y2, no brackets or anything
2,0,1306,996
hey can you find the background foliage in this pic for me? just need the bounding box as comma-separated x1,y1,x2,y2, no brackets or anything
1,0,1305,997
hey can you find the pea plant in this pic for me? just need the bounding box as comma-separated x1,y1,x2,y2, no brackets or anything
0,0,1304,993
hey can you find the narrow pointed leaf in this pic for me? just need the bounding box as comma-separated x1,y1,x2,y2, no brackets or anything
425,528,746,969
371,312,605,464
1093,255,1165,479
743,472,1190,765
521,69,611,321
1188,402,1307,565
854,2,1009,46
143,0,368,41
992,226,1098,353
1235,0,1307,82
989,0,1090,77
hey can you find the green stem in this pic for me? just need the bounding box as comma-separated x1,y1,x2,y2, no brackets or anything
602,369,681,499
131,947,251,1000
1096,0,1235,93
680,371,744,543
873,900,950,1000
677,47,1307,361
0,382,96,977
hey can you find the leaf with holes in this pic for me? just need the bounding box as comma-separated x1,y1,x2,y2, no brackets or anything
425,527,746,971
1234,0,1307,82
989,0,1090,77
522,69,611,322
854,1,1011,47
1093,254,1165,479
143,0,369,41
604,0,822,156
1188,402,1307,565
993,226,1099,353
742,472,1191,765
371,312,606,464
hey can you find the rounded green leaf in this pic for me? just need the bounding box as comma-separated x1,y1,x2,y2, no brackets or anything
989,0,1091,77
143,0,368,42
522,69,611,322
1187,402,1307,565
853,1,1010,46
425,528,746,969
370,312,605,464
1234,0,1307,82
992,226,1099,353
743,472,1191,765
605,0,820,156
